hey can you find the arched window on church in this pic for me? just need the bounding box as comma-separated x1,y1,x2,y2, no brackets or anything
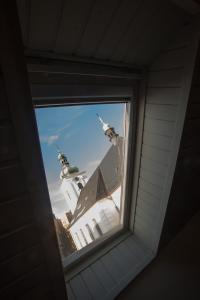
80,229,88,245
86,224,95,241
92,218,103,236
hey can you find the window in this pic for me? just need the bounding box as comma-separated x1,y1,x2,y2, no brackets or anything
92,218,103,237
80,229,88,245
86,224,95,241
35,98,134,267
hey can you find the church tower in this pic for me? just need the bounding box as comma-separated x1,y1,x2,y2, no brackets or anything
57,150,87,214
96,114,119,145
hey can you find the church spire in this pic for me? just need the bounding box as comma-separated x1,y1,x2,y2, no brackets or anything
57,149,79,179
96,113,118,145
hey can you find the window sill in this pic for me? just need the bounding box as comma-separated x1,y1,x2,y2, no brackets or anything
65,232,154,299
64,226,129,281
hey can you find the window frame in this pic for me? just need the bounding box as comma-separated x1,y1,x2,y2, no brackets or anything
33,84,138,273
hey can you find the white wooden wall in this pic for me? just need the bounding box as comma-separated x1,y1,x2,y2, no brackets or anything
65,22,199,299
134,22,199,253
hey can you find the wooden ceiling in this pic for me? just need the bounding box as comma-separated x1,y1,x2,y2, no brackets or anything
17,0,189,67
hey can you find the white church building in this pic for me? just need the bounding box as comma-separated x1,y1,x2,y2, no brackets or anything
58,115,125,251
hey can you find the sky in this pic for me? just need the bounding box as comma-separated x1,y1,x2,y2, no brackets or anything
35,103,125,217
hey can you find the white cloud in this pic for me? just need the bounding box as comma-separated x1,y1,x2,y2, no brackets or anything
48,180,69,216
56,122,72,134
40,134,59,145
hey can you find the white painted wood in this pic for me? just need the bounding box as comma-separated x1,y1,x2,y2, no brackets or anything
81,268,106,300
144,118,175,137
145,103,177,121
129,80,146,230
70,275,93,300
109,247,132,278
100,251,123,283
137,188,161,210
55,0,93,54
143,131,173,151
142,144,170,165
134,18,200,256
135,210,158,234
104,253,153,300
29,0,63,50
152,33,200,252
123,235,148,260
146,87,181,105
65,20,200,300
136,198,160,222
90,260,116,292
141,156,168,176
150,47,187,70
140,168,165,188
66,283,76,300
139,178,163,199
148,68,183,87
115,240,139,266
134,222,156,251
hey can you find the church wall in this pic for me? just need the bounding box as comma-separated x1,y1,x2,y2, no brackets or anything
69,198,120,250
61,178,80,214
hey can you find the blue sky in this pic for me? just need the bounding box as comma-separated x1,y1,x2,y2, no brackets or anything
35,103,125,217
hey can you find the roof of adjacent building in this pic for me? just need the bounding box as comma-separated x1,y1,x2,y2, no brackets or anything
70,137,124,225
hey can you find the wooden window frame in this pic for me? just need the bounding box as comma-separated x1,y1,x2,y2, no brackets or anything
32,71,140,274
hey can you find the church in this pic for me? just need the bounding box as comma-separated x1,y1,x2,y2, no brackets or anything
58,115,125,250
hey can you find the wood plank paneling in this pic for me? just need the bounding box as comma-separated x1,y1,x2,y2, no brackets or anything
29,0,64,50
94,0,141,60
142,144,170,165
139,178,163,199
150,47,187,70
145,104,177,121
0,264,48,300
140,168,165,188
101,251,123,283
0,77,10,120
0,3,67,299
55,0,94,54
137,188,161,210
148,68,183,87
141,156,168,176
0,122,18,162
0,224,38,263
91,260,115,292
76,0,121,57
134,19,199,257
160,42,200,248
146,87,181,105
0,164,27,200
0,195,34,236
0,244,43,289
81,268,105,300
70,275,93,300
144,118,175,137
66,284,76,300
142,131,172,151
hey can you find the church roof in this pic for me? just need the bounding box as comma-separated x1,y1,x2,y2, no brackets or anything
70,137,124,225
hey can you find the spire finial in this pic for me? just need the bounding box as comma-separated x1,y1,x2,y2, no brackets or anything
96,113,119,145
96,113,105,126
55,144,61,154
96,113,110,132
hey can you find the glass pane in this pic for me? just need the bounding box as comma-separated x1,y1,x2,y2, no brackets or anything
35,102,129,262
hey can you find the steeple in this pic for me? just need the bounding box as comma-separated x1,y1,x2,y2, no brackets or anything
57,149,79,180
96,113,118,145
